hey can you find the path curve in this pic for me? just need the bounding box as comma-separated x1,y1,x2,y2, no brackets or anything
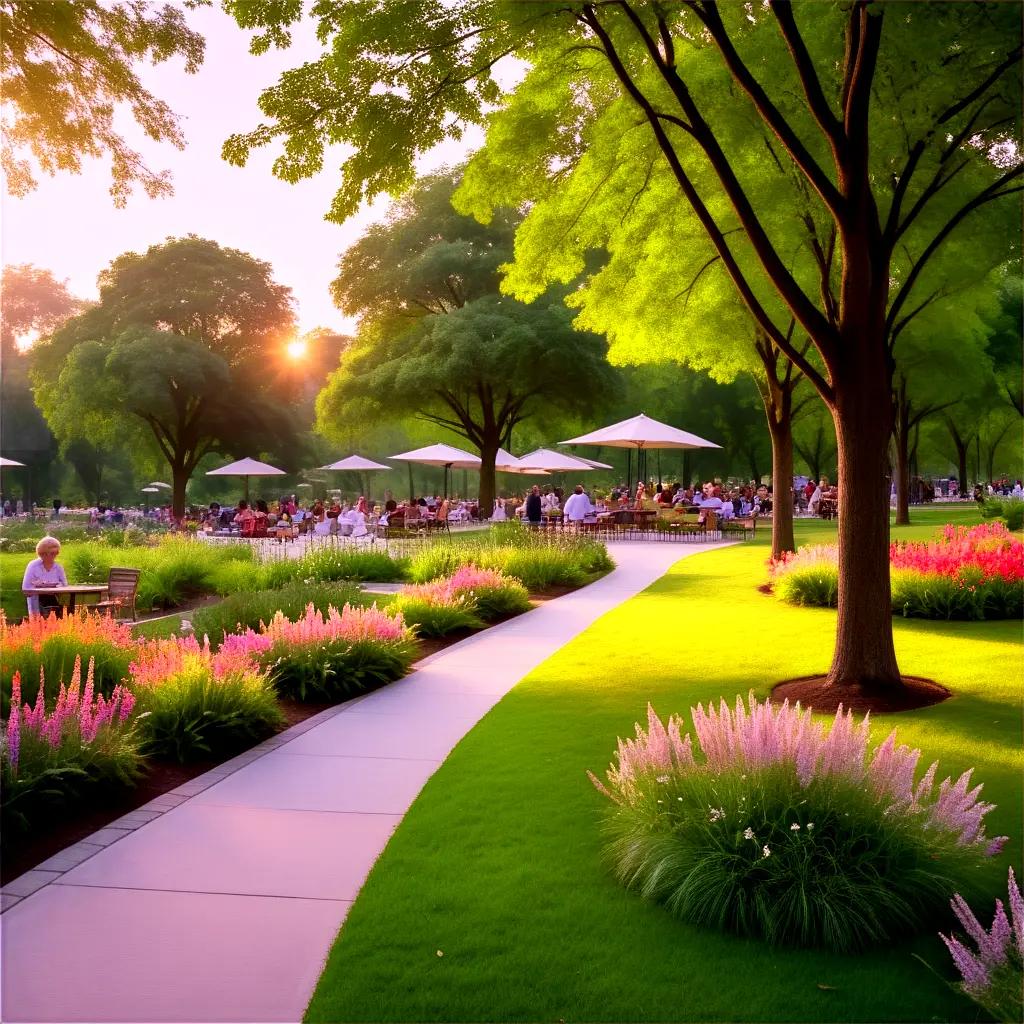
1,541,723,1024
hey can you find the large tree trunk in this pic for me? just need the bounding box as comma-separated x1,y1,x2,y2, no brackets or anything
827,376,901,690
477,435,499,519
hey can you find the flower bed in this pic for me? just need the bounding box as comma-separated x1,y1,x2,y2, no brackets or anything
589,695,1005,951
2,659,141,832
222,603,418,702
770,523,1024,619
1,610,138,712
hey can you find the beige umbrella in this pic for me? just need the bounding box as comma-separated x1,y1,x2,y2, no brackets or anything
561,413,720,485
0,457,26,467
516,448,601,473
389,443,480,498
321,455,392,472
206,457,286,501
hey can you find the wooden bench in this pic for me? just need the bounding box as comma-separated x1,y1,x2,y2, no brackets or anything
721,515,757,540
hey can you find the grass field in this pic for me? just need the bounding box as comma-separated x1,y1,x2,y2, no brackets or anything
305,505,1022,1023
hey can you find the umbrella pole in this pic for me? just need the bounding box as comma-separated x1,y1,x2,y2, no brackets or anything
626,450,632,494
408,464,414,504
657,451,662,487
245,476,250,503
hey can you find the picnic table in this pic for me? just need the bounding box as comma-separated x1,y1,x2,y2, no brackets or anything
22,584,108,614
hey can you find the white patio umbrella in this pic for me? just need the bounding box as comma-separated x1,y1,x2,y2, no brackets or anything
572,456,614,470
321,455,391,472
516,448,601,473
148,481,172,489
494,448,550,475
0,457,26,467
561,413,720,486
206,457,286,501
141,486,160,493
389,443,480,498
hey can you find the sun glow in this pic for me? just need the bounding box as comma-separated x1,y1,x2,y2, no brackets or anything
286,339,308,360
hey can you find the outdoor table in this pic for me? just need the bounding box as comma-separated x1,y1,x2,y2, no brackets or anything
23,584,108,614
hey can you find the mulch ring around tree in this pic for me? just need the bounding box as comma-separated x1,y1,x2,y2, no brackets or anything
756,583,774,596
771,674,951,713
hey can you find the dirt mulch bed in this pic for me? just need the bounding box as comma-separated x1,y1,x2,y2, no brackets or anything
756,583,774,596
771,674,951,714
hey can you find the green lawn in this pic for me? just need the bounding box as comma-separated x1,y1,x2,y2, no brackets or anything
305,507,1022,1023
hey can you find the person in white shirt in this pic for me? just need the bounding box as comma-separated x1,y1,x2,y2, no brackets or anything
562,485,593,523
491,497,507,521
541,488,559,511
22,536,68,616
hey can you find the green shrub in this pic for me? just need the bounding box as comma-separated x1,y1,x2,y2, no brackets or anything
133,656,283,763
981,497,1024,531
773,563,839,607
191,582,366,643
265,635,417,702
390,595,485,637
462,578,531,621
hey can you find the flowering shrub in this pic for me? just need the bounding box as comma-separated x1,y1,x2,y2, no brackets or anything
1,610,138,712
445,566,532,621
941,868,1023,1024
227,603,418,702
129,636,282,762
392,578,486,637
769,524,1024,619
589,695,1007,951
2,660,141,831
191,581,364,644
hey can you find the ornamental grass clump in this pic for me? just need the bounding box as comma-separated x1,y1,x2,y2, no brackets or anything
589,695,1007,952
129,636,282,762
225,603,417,702
1,610,138,712
2,660,141,831
941,868,1024,1024
446,565,531,620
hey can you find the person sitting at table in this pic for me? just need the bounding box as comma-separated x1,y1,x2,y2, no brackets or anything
754,485,774,515
491,496,507,522
633,481,646,508
22,536,68,617
233,500,255,527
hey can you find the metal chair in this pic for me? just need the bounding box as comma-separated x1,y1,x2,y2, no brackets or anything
94,567,141,621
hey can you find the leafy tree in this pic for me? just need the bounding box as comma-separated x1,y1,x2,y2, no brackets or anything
793,402,836,485
224,1,1022,694
0,0,204,204
33,237,302,516
317,173,616,516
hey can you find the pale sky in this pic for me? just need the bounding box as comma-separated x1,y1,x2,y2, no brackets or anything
1,3,483,335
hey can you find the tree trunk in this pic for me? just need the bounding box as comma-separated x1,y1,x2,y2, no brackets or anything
893,384,911,526
954,437,969,497
827,391,902,689
477,435,499,519
765,406,795,559
171,464,189,520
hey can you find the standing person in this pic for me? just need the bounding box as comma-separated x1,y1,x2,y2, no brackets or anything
52,497,62,519
22,536,68,617
491,496,507,522
525,485,543,526
634,481,646,508
562,484,592,524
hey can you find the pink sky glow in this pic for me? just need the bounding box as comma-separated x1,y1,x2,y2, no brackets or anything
1,4,482,337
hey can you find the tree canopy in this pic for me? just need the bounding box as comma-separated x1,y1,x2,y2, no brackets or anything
317,172,617,514
0,0,204,204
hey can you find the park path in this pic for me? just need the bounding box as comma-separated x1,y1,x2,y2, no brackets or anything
1,541,721,1024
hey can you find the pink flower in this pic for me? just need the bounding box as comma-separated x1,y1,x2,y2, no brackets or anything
590,694,1001,853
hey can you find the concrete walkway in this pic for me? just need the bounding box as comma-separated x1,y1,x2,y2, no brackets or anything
1,541,721,1024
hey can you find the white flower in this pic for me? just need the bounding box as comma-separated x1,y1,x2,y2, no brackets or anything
656,775,669,784
807,822,814,830
743,827,755,841
762,845,771,858
708,807,725,822
790,823,801,831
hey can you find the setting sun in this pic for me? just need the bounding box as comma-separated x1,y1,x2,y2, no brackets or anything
285,338,308,360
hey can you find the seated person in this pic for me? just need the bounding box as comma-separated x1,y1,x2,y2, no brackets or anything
22,535,68,617
233,500,255,526
754,485,773,515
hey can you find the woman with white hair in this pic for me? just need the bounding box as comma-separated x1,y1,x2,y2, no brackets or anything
22,536,68,616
